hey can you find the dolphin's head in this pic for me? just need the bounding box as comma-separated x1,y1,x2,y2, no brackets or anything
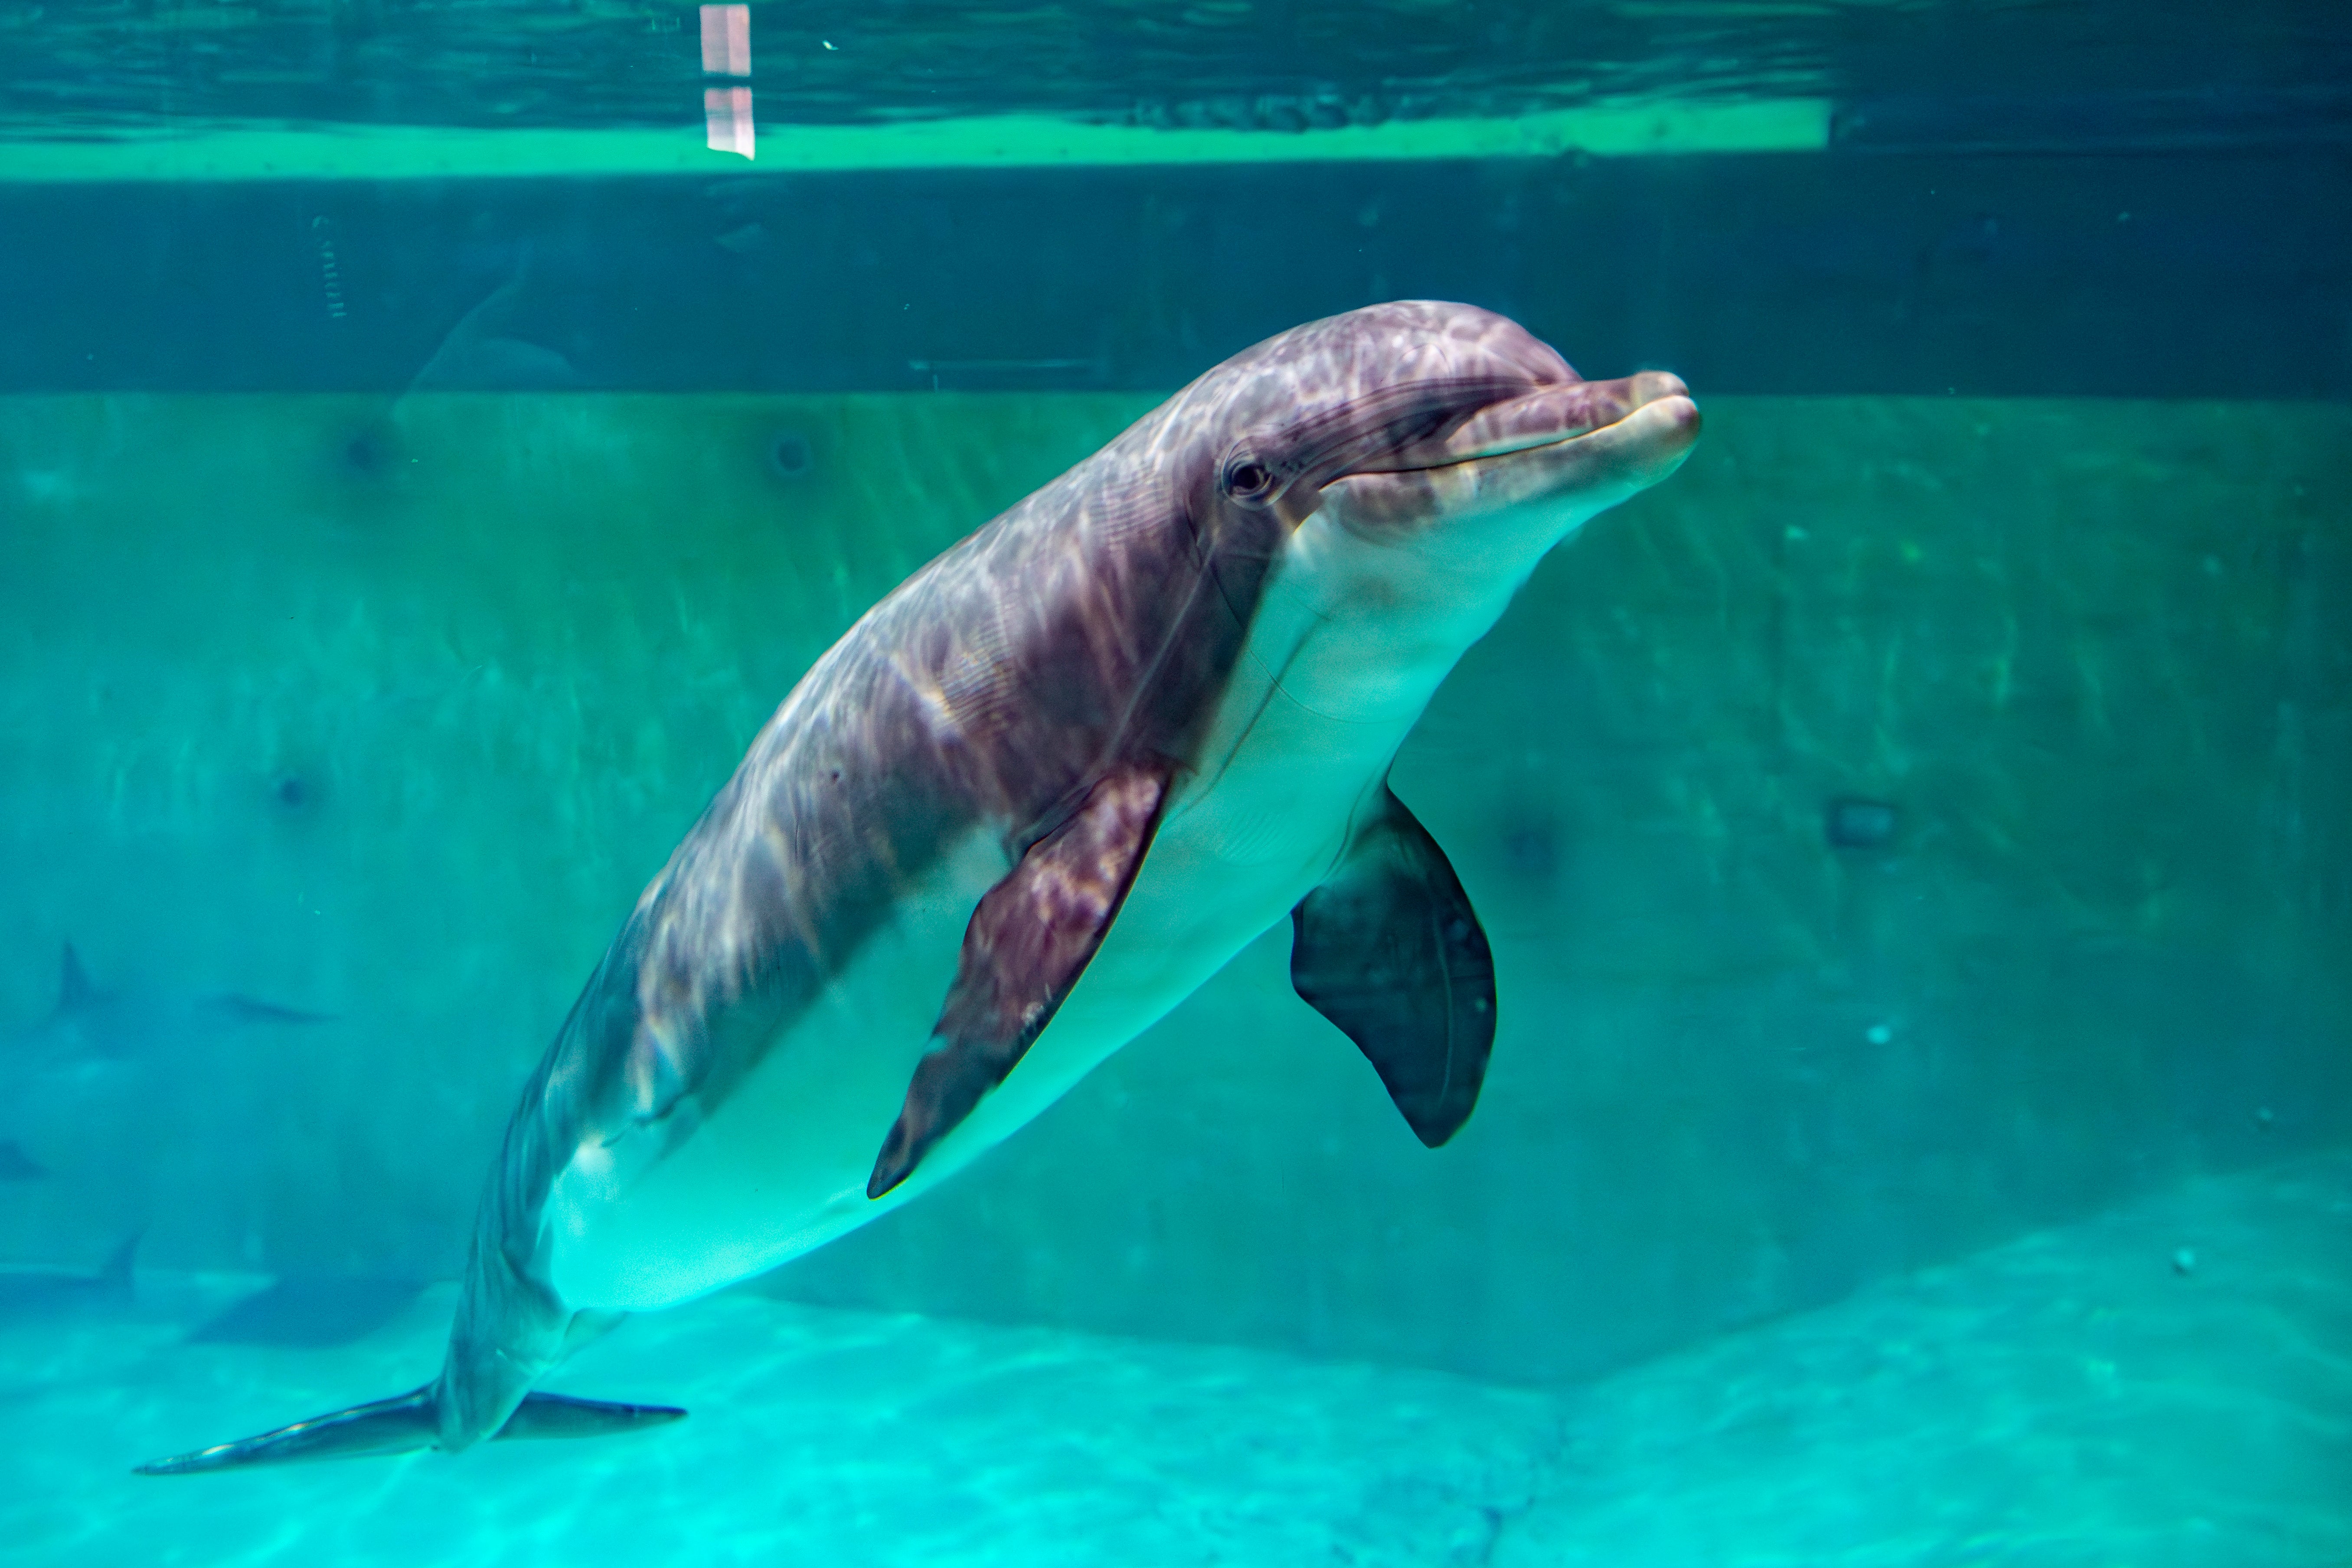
1152,301,1699,721
1172,301,1698,564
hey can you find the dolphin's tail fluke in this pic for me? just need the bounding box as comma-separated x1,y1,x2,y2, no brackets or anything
134,1384,442,1474
491,1390,688,1440
134,1385,685,1476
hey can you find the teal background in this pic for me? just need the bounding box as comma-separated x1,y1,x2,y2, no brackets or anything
6,389,2345,1388
5,0,2349,1553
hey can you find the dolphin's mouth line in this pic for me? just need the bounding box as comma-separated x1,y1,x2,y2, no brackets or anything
1350,418,1600,481
1337,373,1688,485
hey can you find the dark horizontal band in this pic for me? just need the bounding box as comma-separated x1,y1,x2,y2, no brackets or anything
2,144,2344,398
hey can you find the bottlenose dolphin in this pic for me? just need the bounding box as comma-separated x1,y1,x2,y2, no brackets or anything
139,301,1698,1474
0,1234,138,1324
8,944,332,1067
406,248,580,393
2,945,333,1182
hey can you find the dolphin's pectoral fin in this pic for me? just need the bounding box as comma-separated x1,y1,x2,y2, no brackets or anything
0,1139,46,1180
869,761,1173,1199
135,1384,685,1475
1290,786,1496,1147
204,994,337,1026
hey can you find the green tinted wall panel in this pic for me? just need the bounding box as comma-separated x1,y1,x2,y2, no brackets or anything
0,391,2344,1383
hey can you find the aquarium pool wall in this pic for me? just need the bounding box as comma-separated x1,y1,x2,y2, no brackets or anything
3,386,2345,1386
6,148,2350,401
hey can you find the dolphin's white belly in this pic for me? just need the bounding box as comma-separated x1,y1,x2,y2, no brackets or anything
543,524,1443,1315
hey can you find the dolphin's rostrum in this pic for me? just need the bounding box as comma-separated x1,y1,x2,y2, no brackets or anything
137,302,1699,1475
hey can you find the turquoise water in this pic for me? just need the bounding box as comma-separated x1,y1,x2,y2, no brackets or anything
8,1156,2346,1562
3,2,2350,1561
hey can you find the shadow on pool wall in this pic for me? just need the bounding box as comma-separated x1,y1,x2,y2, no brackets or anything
0,388,2345,1385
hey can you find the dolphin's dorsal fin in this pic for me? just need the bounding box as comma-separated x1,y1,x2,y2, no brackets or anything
96,1232,141,1295
57,943,98,1015
868,759,1174,1199
1290,785,1496,1148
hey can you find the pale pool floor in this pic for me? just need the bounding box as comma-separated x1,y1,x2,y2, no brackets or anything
5,1154,2346,1567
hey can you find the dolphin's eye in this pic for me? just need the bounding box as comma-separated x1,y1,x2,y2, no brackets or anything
1223,459,1276,502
